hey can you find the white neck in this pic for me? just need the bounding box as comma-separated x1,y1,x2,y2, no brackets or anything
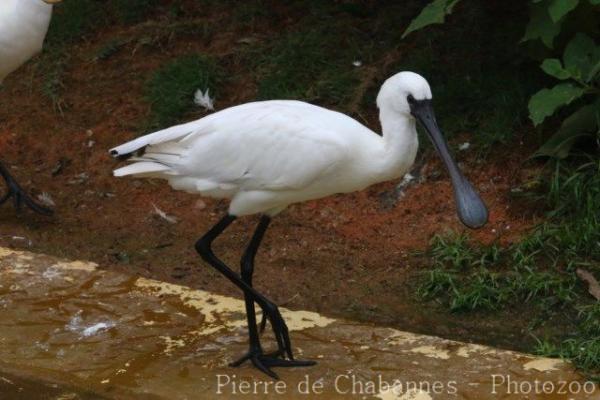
368,105,419,182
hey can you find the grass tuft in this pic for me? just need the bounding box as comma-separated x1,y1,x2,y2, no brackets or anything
46,0,104,48
37,0,106,108
534,336,600,379
418,159,600,374
254,28,361,106
92,39,128,62
144,54,221,131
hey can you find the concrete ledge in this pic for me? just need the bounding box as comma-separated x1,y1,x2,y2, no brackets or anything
0,247,597,399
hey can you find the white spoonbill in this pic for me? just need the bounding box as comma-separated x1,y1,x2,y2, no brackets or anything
0,0,60,215
110,71,488,379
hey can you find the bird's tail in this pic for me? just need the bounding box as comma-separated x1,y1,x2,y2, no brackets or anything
112,141,186,178
110,121,199,178
113,161,172,178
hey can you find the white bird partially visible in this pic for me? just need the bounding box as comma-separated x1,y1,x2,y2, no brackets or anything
0,0,60,215
0,0,59,83
110,71,488,379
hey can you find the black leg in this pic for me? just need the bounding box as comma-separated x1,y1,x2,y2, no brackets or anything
238,218,278,338
0,161,53,216
239,216,271,354
195,214,315,379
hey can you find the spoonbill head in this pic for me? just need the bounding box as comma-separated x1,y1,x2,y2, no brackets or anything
376,71,432,115
110,71,488,378
383,72,488,228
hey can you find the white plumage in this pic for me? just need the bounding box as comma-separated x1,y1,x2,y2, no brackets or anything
0,0,58,216
110,72,435,217
111,71,488,378
0,0,56,83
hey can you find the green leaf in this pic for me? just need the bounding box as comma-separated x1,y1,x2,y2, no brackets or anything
522,2,562,48
548,0,579,22
541,58,572,79
402,0,461,38
588,60,600,82
563,33,600,82
589,0,600,5
528,83,586,125
535,102,600,158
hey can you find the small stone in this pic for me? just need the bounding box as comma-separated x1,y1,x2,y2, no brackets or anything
195,199,207,210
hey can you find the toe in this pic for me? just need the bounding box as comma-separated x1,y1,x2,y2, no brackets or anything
230,352,252,367
251,357,280,380
261,357,316,368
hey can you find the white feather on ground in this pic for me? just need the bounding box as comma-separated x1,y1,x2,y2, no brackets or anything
37,192,55,207
152,203,178,224
194,88,215,111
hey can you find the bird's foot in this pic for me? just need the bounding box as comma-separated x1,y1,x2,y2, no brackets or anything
0,173,53,216
230,347,316,380
258,300,298,360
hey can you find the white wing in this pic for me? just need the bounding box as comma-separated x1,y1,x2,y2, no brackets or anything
111,101,372,195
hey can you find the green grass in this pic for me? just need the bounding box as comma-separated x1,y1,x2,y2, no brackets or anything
92,38,128,62
248,2,417,108
254,28,362,106
578,303,600,337
534,336,600,380
46,0,161,45
144,55,221,130
418,235,577,312
45,0,105,48
37,0,105,107
40,0,168,106
418,159,600,374
40,51,69,112
112,0,161,24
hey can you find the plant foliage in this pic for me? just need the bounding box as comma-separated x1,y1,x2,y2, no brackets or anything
404,0,600,158
418,159,600,374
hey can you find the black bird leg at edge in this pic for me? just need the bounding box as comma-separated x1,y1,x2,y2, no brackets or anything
195,214,316,379
0,161,53,216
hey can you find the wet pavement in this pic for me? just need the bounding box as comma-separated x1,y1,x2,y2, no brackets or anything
0,370,108,400
0,247,598,399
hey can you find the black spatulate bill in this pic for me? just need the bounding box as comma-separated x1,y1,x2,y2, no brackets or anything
409,96,488,229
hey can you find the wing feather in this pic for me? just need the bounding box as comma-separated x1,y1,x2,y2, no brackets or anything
111,101,366,193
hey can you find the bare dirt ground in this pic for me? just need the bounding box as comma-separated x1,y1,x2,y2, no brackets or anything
0,13,542,352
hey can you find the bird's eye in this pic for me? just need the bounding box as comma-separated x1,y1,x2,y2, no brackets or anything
407,95,416,105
